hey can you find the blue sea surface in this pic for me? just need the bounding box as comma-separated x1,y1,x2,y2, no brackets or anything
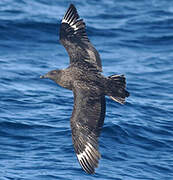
0,0,173,179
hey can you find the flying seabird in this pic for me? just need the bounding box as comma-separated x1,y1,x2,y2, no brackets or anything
40,4,129,174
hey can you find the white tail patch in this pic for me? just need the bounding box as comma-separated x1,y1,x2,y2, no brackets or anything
109,96,125,104
111,74,120,78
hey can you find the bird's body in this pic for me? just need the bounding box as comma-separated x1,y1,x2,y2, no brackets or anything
40,4,129,174
52,62,104,91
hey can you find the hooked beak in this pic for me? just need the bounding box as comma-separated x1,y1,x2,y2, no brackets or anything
40,74,48,79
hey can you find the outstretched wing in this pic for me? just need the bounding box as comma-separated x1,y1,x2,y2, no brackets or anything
71,82,106,174
60,4,102,72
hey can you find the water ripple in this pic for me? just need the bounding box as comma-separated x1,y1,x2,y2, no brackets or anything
0,0,173,179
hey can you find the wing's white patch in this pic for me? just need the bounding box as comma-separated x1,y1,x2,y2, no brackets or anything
76,142,97,173
77,142,93,162
62,19,68,23
87,142,101,159
62,18,78,31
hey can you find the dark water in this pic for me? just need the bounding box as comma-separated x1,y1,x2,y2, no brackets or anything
0,0,173,179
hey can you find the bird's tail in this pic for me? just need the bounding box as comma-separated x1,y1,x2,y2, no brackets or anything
105,74,129,104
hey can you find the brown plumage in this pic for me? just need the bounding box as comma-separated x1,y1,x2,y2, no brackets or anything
40,4,129,174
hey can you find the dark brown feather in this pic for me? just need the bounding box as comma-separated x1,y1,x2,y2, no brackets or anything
59,4,102,72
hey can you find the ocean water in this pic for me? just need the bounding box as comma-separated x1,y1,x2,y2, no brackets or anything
0,0,173,179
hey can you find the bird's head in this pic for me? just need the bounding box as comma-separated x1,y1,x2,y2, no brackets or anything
40,69,61,81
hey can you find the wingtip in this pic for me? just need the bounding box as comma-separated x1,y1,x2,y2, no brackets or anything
62,3,79,24
67,3,77,14
76,142,100,174
69,3,76,9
